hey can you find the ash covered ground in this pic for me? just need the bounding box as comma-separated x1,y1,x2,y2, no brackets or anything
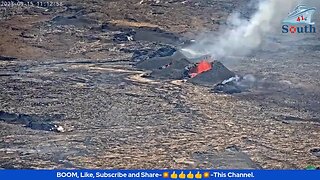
0,0,319,169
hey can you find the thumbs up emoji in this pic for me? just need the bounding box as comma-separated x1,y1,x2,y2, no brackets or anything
179,172,186,179
187,172,194,179
195,172,202,179
171,172,178,179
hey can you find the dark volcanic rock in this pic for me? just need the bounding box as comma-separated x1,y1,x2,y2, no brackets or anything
26,121,60,132
51,15,98,27
132,49,239,87
0,55,17,61
131,46,177,62
188,61,235,86
0,111,18,122
150,58,191,80
193,146,262,169
276,115,320,124
101,23,131,32
310,148,320,157
134,51,238,85
136,51,190,80
0,111,64,132
133,27,181,45
213,82,242,94
113,31,135,42
102,23,182,45
135,50,186,70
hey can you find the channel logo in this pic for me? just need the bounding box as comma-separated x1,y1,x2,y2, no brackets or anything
282,5,317,33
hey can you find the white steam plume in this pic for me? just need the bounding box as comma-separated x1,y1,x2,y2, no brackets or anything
181,0,300,59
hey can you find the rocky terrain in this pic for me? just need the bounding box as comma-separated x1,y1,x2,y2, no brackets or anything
0,0,319,169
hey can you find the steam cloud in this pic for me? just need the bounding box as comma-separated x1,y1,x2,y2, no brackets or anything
181,0,300,59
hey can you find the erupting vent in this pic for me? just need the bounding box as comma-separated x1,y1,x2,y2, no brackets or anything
189,61,213,78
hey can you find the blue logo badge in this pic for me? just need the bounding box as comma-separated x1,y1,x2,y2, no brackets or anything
282,5,317,33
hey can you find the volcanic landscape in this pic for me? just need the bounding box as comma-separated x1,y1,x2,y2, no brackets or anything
0,0,319,169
